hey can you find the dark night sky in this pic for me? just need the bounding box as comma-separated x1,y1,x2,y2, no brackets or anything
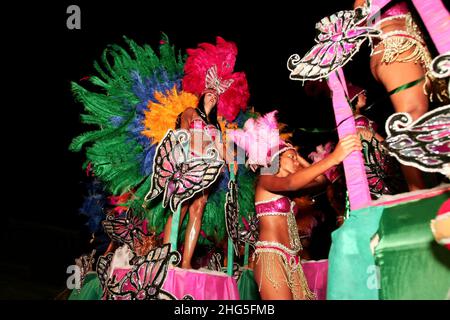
5,0,412,298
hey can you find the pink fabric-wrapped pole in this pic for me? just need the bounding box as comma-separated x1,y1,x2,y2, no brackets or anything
412,0,450,54
327,69,372,210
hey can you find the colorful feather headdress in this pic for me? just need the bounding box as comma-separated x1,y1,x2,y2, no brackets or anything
182,36,250,122
228,110,295,171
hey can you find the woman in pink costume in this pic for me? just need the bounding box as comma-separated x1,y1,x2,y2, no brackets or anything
162,37,250,269
229,111,361,300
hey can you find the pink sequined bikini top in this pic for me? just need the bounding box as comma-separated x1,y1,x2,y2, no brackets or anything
255,195,298,218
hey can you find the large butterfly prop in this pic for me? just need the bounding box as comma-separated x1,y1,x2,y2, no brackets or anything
97,244,192,300
225,180,259,255
287,3,380,81
384,105,450,174
231,262,243,282
145,129,224,212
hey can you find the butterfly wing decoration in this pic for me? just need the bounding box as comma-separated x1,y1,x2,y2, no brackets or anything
145,129,225,212
287,4,380,81
225,180,240,255
102,209,147,250
384,105,450,174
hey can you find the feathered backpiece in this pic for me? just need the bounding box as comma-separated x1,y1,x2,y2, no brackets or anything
182,37,249,122
228,110,294,170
